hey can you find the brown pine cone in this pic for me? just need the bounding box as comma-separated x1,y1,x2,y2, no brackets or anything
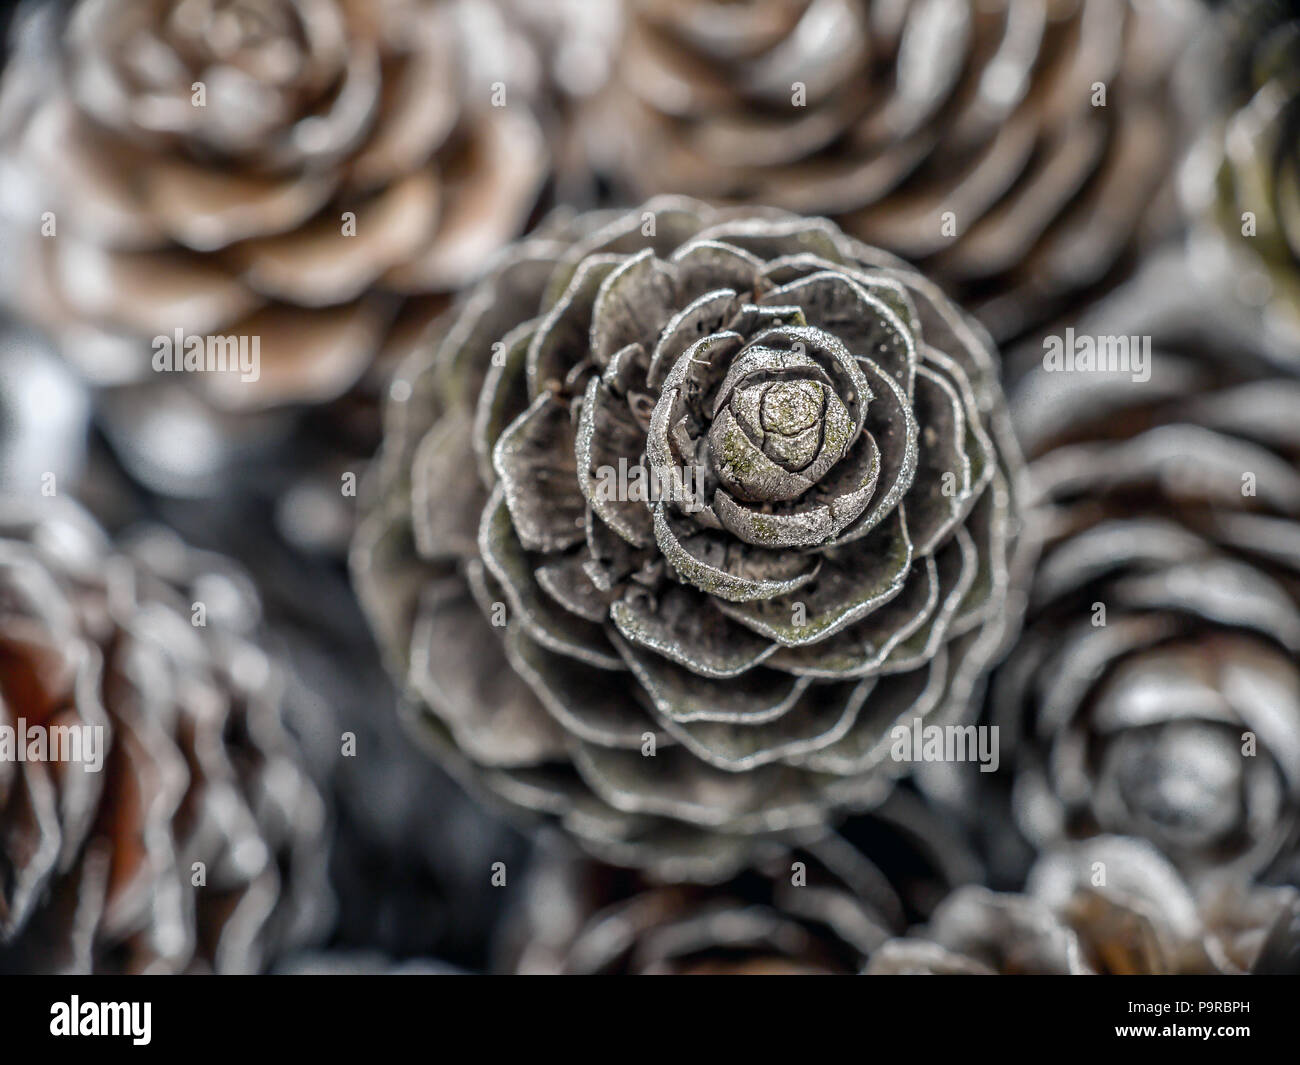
591,0,1200,341
867,836,1298,974
0,497,330,974
352,196,1024,883
502,790,982,974
496,0,624,201
0,0,548,492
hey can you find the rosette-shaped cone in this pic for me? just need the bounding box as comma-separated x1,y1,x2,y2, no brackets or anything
0,0,547,495
868,836,1299,974
113,446,531,967
1182,0,1300,356
353,196,1023,882
590,0,1200,342
501,789,983,974
0,497,330,974
994,326,1300,882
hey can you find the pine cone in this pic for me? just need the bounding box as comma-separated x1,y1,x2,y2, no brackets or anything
996,326,1300,881
0,0,547,493
1182,0,1300,354
149,475,530,969
502,789,981,974
353,196,1023,882
868,836,1298,974
0,497,330,974
591,0,1199,341
495,0,624,202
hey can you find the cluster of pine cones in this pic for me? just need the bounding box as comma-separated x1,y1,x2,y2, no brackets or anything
1,0,1298,975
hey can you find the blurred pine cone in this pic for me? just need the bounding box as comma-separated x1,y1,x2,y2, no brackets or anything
1182,0,1300,355
591,0,1199,342
868,836,1298,974
353,195,1023,882
0,309,91,498
0,497,330,973
497,0,622,193
994,325,1300,882
502,789,983,974
0,0,548,494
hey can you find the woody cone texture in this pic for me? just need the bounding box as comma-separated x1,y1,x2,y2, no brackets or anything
998,318,1300,883
505,790,980,973
592,0,1199,341
0,0,547,487
1184,0,1300,353
352,197,1022,882
868,836,1299,974
0,498,329,974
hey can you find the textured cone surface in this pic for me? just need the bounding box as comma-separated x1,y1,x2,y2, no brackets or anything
503,790,978,974
590,0,1200,342
867,836,1298,974
0,498,329,974
0,0,549,493
996,307,1300,882
353,196,1023,882
1183,0,1300,354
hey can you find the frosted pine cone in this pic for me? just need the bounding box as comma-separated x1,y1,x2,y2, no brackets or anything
0,497,329,973
996,323,1300,881
0,0,547,493
868,836,1299,974
591,0,1200,341
353,197,1023,882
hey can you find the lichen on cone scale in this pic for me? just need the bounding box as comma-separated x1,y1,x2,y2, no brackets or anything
352,197,1025,882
